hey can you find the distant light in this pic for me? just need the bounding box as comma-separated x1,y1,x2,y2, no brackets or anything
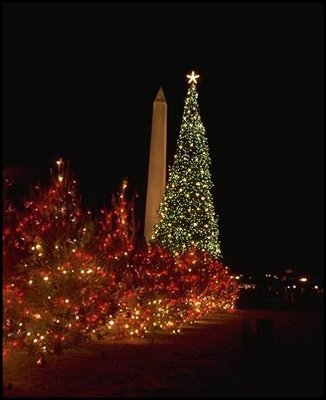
314,285,318,289
58,175,63,183
299,277,308,282
293,285,296,289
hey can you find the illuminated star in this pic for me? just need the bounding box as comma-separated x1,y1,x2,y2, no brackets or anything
187,71,200,84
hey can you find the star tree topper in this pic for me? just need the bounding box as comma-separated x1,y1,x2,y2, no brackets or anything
187,70,200,84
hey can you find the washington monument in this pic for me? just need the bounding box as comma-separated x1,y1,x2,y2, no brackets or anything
144,87,167,241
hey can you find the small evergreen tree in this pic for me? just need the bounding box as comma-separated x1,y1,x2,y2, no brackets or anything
3,160,94,354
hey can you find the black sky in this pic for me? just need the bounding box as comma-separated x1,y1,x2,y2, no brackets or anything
3,2,323,278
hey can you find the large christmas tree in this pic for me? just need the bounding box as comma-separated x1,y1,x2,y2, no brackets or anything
152,71,222,259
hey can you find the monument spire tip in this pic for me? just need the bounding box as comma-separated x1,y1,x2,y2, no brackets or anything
154,86,166,102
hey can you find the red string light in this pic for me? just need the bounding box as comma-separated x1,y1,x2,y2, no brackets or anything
3,162,239,355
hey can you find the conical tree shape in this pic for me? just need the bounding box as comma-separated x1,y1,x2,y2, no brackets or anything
152,75,222,259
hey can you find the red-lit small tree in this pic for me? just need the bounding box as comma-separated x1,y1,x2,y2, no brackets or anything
3,160,96,355
88,179,139,339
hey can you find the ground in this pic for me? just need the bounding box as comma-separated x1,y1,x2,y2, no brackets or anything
3,308,323,398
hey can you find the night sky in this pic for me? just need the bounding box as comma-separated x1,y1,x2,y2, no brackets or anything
3,3,323,278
